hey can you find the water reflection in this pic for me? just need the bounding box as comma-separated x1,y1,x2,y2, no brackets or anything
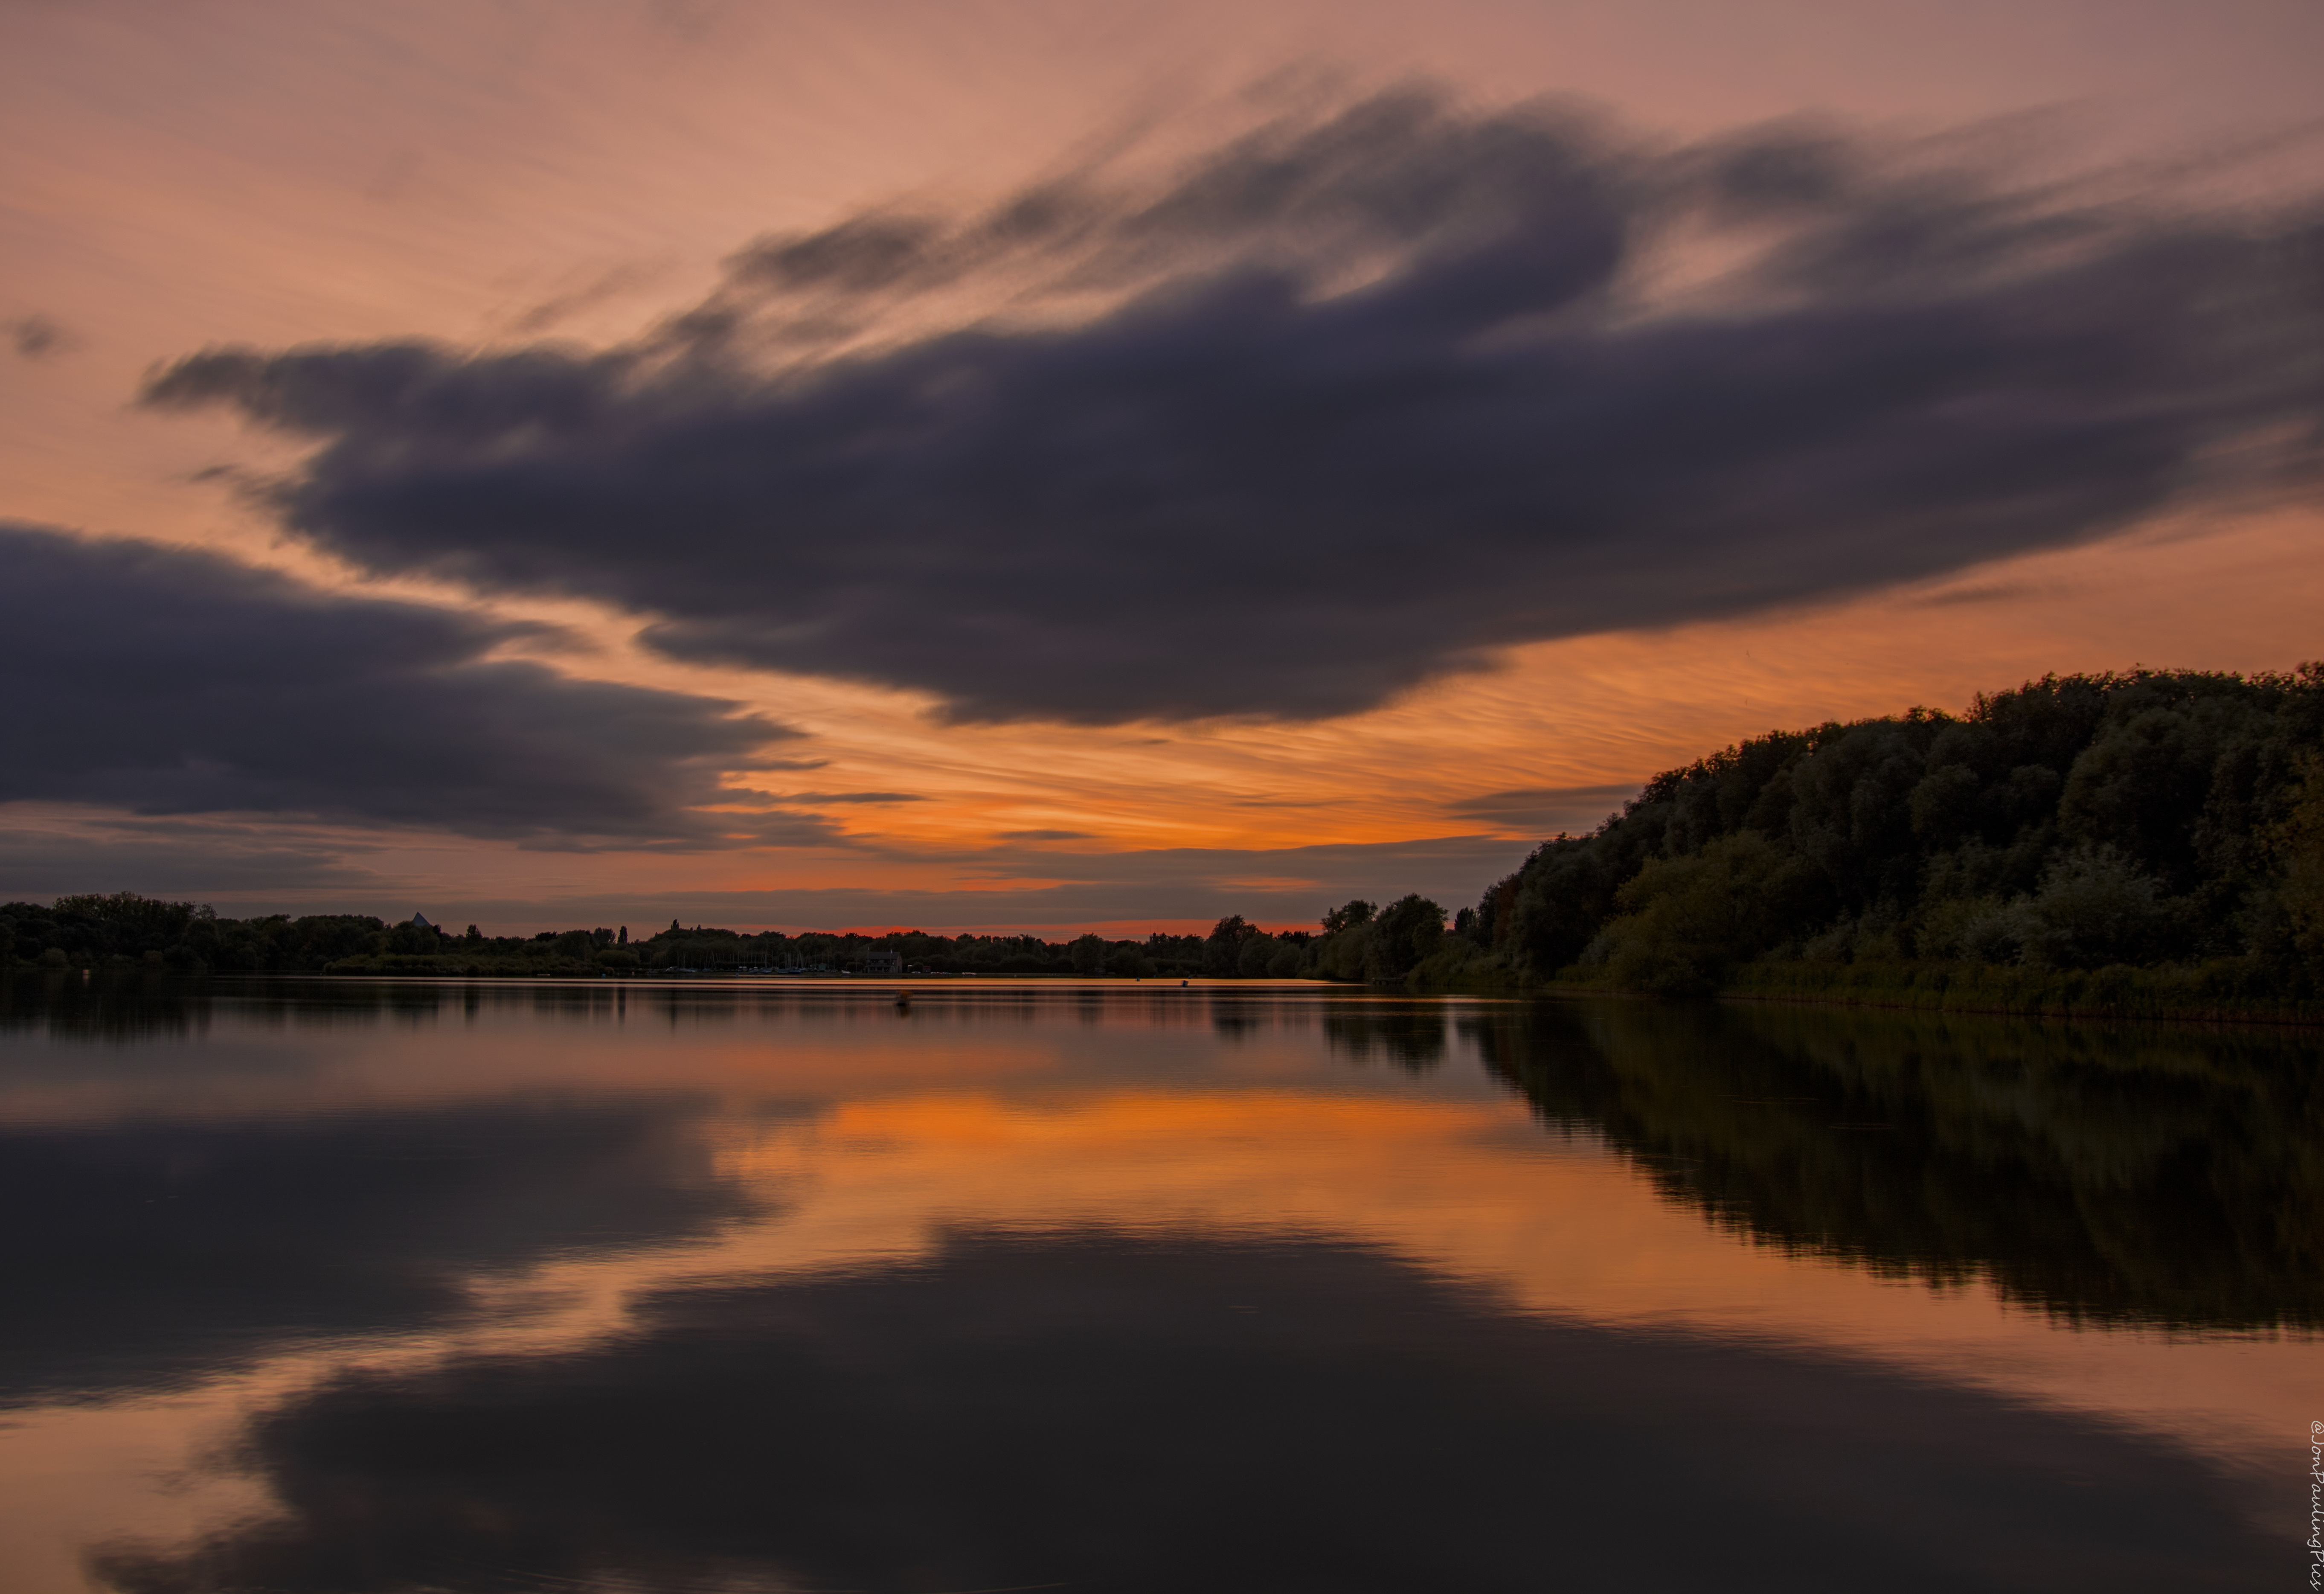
0,971,220,1042
90,1229,2269,1594
1469,1002,2324,1328
0,977,2312,1593
0,1097,764,1405
1325,1005,1449,1070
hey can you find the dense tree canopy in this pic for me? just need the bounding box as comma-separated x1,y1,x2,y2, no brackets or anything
1461,668,2324,998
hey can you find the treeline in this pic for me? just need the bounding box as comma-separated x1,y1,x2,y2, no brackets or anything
0,892,1454,986
0,894,391,976
1441,667,2324,1013
9,666,2321,1009
0,892,1479,983
0,899,1343,981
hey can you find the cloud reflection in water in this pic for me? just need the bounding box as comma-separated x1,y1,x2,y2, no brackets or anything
91,1229,2270,1594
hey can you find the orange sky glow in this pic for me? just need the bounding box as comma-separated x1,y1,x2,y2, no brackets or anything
3,0,2320,931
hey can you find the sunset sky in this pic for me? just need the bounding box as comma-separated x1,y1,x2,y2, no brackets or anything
4,0,2321,934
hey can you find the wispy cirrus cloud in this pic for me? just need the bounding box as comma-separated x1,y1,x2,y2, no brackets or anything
1445,784,1640,836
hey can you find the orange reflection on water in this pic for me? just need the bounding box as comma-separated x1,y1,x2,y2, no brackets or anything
0,1005,2312,1589
691,1087,2320,1493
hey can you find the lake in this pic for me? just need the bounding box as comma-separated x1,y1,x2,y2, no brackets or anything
1,975,2316,1591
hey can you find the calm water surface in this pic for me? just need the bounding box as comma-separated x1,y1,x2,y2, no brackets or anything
2,975,2318,1592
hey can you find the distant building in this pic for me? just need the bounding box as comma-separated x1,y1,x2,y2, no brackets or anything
862,948,903,976
410,913,433,929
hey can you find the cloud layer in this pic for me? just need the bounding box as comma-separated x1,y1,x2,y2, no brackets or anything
144,91,2324,726
0,524,791,843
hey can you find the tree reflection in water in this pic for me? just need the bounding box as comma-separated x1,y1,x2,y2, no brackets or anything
1469,1001,2324,1329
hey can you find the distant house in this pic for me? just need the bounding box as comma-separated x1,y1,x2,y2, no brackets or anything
410,913,433,929
861,948,903,976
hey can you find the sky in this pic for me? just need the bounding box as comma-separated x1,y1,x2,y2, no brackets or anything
3,0,2321,934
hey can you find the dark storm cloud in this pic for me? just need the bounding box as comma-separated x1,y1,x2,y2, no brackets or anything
144,91,2324,725
0,523,797,843
88,1230,2272,1593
